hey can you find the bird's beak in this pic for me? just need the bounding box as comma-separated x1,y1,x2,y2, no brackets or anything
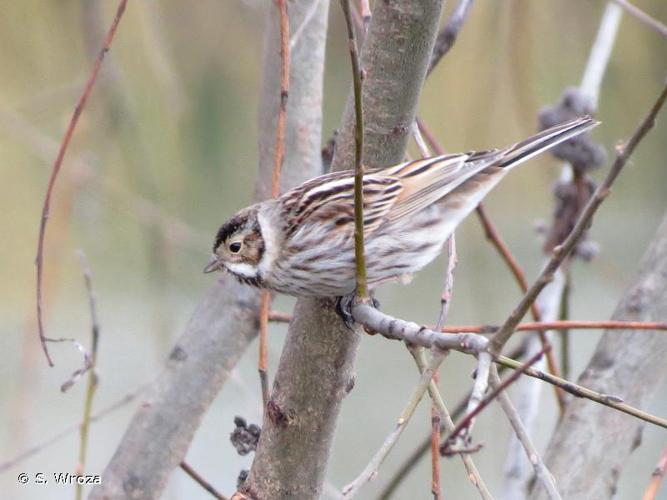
203,255,223,274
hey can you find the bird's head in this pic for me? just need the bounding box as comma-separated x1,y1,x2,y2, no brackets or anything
203,206,265,281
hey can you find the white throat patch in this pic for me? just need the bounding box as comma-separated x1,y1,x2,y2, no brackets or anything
225,262,258,278
256,206,280,277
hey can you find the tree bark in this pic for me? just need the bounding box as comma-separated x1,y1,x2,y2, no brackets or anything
243,1,445,499
529,210,667,500
90,1,328,498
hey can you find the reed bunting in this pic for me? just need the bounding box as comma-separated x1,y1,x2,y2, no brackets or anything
204,117,598,297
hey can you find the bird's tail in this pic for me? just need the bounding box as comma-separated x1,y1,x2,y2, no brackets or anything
498,115,599,169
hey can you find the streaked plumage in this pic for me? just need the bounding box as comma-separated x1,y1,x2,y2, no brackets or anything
205,117,598,296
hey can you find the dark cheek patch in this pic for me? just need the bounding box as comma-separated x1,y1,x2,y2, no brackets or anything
242,234,265,264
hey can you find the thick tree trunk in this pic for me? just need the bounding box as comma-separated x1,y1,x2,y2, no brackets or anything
529,210,667,500
243,1,445,499
90,1,328,498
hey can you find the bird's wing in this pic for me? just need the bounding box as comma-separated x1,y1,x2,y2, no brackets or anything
283,153,498,236
386,115,599,222
384,151,503,222
285,172,404,236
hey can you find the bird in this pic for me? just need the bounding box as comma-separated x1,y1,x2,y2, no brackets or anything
204,116,598,298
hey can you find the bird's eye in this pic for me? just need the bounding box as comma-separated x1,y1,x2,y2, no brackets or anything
229,241,242,253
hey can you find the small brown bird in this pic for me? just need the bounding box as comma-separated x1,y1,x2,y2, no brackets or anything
205,117,598,297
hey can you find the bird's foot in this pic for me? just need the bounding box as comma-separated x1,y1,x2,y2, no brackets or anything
335,292,380,332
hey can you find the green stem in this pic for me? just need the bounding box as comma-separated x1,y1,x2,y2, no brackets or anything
340,0,368,299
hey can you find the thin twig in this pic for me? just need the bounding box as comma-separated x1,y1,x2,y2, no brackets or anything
35,0,128,366
340,0,368,299
427,0,476,75
436,237,457,331
611,0,667,39
488,81,667,357
495,354,667,429
342,350,447,499
430,397,441,500
489,366,561,500
180,461,228,500
259,0,291,407
459,352,492,439
75,251,100,500
643,444,667,500
558,270,572,380
440,347,548,455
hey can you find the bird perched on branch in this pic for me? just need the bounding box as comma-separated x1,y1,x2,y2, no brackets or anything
204,117,598,297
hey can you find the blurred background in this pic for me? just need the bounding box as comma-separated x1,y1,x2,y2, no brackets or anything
1,1,666,498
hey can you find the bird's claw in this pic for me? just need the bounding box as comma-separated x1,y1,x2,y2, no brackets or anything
335,293,381,332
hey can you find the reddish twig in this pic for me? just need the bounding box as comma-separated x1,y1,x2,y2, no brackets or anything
35,0,129,366
440,346,548,456
643,444,667,500
180,462,228,500
259,0,290,407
